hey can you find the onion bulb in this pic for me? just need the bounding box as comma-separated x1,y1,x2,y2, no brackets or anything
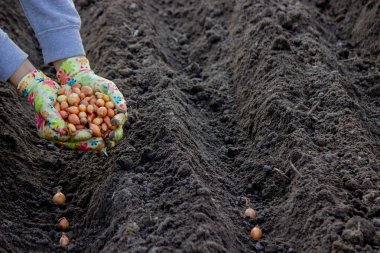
53,191,66,206
250,225,262,240
244,208,257,219
81,86,93,96
59,232,70,247
67,93,80,106
58,217,69,231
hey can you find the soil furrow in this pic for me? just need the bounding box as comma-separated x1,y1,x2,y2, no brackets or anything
75,1,255,251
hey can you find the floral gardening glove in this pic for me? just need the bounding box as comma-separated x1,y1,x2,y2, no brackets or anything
57,56,128,148
18,70,104,151
55,137,105,151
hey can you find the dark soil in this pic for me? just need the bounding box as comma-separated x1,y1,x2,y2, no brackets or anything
1,0,380,252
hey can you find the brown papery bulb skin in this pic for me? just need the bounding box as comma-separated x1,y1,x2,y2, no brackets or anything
67,93,80,106
250,225,262,240
68,114,80,125
54,103,61,111
53,191,66,206
60,101,69,110
72,83,81,89
81,86,93,96
67,123,76,136
78,104,87,112
60,110,68,119
59,233,70,247
73,87,81,94
89,123,102,137
58,217,69,231
96,99,105,107
67,106,79,115
97,107,107,117
87,105,94,113
244,208,257,219
58,88,65,95
107,108,115,118
80,117,88,125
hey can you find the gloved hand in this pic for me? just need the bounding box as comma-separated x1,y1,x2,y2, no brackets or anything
17,70,105,151
57,56,128,148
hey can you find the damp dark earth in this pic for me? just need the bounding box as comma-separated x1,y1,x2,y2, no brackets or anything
1,0,380,252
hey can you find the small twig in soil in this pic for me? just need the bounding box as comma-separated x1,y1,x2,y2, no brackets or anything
307,101,320,115
289,161,303,178
122,22,132,32
132,30,139,37
339,56,358,62
273,167,290,181
171,36,179,44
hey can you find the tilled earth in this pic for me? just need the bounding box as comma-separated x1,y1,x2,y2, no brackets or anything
1,0,380,252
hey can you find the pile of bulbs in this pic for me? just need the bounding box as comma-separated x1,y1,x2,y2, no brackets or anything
56,84,124,138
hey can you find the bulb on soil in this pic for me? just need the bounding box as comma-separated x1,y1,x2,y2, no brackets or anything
58,217,69,231
250,225,262,240
53,191,66,206
59,232,70,247
244,208,257,219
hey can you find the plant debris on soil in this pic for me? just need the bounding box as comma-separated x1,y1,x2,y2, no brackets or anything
1,0,380,252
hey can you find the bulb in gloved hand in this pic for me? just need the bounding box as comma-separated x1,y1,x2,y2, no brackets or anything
96,98,105,107
56,85,122,139
79,104,87,112
97,107,107,117
67,93,80,106
89,123,101,137
81,86,93,96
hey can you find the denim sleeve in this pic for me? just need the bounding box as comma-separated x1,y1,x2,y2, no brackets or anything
0,29,28,81
19,0,85,64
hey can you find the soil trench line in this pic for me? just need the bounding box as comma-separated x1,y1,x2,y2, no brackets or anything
78,2,262,252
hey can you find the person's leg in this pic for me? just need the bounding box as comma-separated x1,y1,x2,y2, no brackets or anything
0,28,34,85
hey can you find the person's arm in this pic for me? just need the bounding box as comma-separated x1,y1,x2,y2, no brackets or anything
18,0,85,64
0,29,31,83
9,60,36,87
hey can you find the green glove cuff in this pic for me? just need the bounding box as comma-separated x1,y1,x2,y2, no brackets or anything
57,56,93,86
57,137,105,151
